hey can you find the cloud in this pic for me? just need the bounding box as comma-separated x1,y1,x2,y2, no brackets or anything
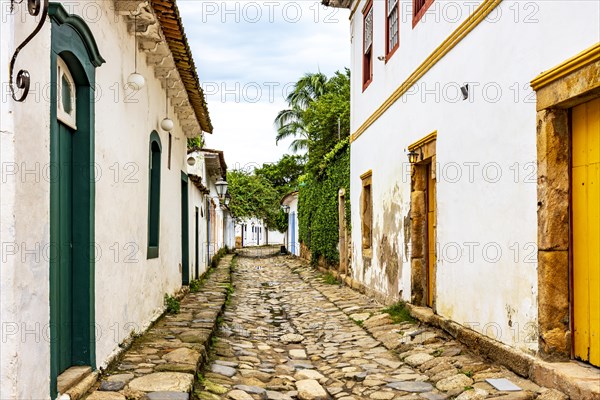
177,0,350,168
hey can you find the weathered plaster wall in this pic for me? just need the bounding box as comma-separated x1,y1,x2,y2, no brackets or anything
0,10,24,400
1,8,53,398
1,1,209,397
349,0,600,353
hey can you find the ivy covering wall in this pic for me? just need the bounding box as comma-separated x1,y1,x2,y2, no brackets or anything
298,139,351,264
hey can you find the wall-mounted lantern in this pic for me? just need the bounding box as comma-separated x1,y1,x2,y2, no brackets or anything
216,177,228,199
407,150,420,165
282,205,290,214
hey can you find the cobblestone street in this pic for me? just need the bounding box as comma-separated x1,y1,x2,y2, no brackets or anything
195,250,567,400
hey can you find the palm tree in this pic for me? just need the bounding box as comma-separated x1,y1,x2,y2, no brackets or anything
286,72,327,109
274,72,328,153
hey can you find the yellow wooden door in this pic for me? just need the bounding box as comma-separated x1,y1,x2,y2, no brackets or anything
572,97,600,367
426,163,436,308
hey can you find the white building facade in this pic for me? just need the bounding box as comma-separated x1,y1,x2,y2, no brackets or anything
282,191,300,256
325,0,600,367
0,1,215,397
187,149,232,281
235,218,284,248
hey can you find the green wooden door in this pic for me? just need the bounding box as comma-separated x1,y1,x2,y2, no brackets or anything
181,174,189,285
57,122,74,373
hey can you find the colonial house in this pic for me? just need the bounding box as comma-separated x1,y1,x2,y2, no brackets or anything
0,0,218,398
235,218,285,248
324,0,599,374
281,191,300,256
187,147,236,282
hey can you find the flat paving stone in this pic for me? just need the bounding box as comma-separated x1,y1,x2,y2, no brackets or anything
211,364,237,377
386,380,435,392
145,392,190,400
128,372,194,392
295,379,328,400
98,380,126,391
86,392,126,400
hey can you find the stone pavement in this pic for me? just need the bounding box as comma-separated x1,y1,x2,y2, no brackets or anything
82,255,234,400
195,251,568,400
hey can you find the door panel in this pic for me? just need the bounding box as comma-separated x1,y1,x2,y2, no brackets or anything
426,163,436,308
58,122,73,373
572,97,600,367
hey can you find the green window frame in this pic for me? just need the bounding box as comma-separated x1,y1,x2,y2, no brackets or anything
148,131,162,259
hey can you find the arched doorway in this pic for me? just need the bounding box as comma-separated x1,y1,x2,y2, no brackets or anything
48,4,104,397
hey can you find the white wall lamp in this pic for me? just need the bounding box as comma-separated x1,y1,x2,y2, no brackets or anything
282,205,290,214
187,156,196,166
161,78,174,132
127,12,145,90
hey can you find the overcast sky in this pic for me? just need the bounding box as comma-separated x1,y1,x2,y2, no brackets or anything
177,1,350,170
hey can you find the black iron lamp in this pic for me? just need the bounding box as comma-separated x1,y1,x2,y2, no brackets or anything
215,177,228,200
407,150,420,165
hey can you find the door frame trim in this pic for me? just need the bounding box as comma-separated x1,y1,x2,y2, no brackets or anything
409,132,437,308
531,43,600,361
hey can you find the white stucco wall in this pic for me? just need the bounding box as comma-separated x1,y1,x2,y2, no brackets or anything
188,154,209,279
1,8,24,399
283,195,300,256
0,1,211,397
348,0,600,353
189,183,208,279
1,5,53,397
223,212,235,249
267,229,285,245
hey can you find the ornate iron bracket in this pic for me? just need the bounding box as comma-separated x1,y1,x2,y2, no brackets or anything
8,0,49,102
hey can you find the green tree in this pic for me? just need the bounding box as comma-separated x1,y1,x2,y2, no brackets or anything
255,154,305,197
227,170,287,232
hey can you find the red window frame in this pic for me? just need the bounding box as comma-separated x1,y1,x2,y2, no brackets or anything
385,0,400,61
362,0,374,91
413,0,434,28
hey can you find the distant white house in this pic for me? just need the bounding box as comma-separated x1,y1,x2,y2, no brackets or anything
235,218,284,247
281,191,300,256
